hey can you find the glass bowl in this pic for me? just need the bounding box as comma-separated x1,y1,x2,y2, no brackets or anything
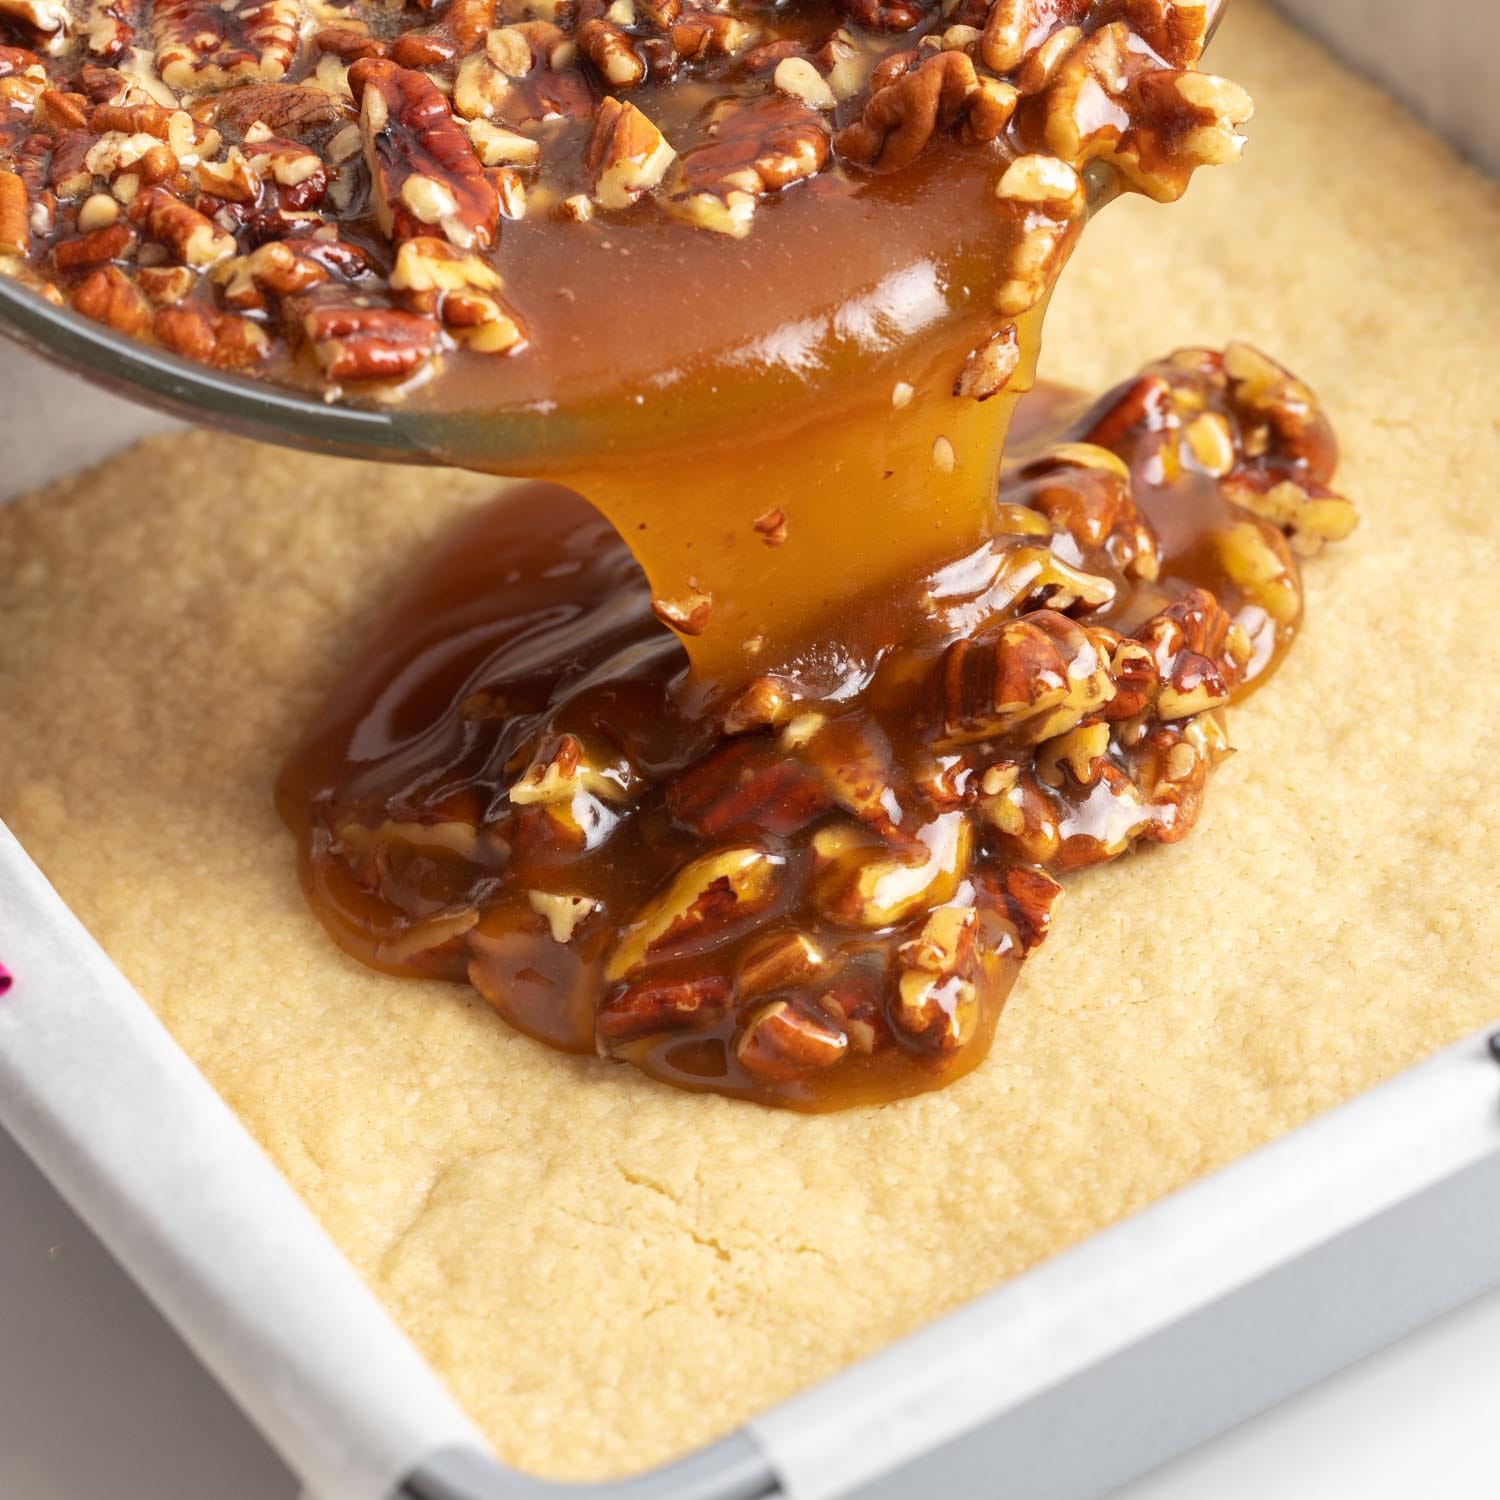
0,271,597,471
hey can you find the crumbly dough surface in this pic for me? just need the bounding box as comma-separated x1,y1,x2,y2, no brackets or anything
2,3,1497,1480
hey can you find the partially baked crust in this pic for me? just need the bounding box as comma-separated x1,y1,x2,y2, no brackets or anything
1,0,1498,1480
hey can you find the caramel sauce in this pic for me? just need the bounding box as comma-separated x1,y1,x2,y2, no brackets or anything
279,346,1351,1108
237,0,1334,1110
402,143,1057,692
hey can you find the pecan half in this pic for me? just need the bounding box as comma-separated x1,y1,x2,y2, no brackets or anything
836,50,1016,172
351,58,499,250
197,81,351,137
152,0,301,90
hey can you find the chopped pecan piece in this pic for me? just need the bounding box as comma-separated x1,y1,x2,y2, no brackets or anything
390,234,527,354
736,930,824,996
1012,440,1159,580
48,132,97,198
889,875,1034,1052
835,0,932,32
772,57,835,113
992,152,1085,316
216,237,334,306
0,168,29,256
527,889,599,943
76,191,121,231
930,610,1116,748
0,44,47,76
137,261,194,302
1042,23,1253,201
669,8,750,61
1221,340,1338,483
129,184,235,266
301,298,441,380
584,97,674,210
92,103,219,156
36,89,90,131
154,300,269,365
0,0,68,40
606,845,783,979
389,0,496,67
71,263,150,331
979,0,1090,77
664,96,827,237
1135,587,1243,718
576,1,644,88
1124,0,1209,67
651,583,713,634
667,738,833,839
991,864,1062,953
812,813,970,929
1215,519,1300,627
81,0,138,61
463,118,539,167
737,999,847,1080
351,58,499,250
954,323,1020,402
1223,471,1357,558
52,220,136,270
596,971,730,1043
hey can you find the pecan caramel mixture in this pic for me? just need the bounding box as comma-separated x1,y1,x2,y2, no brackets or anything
0,0,1247,388
278,344,1355,1108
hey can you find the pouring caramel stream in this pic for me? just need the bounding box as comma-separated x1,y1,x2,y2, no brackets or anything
395,143,1056,696
264,0,1343,1110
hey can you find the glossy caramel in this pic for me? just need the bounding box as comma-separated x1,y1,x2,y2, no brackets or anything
279,350,1343,1108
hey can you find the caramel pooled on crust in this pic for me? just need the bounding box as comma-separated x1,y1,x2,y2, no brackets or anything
278,343,1354,1109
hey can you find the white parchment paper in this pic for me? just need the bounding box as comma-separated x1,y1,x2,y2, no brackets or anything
0,823,487,1500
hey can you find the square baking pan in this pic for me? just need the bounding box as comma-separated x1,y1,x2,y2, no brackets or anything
2,4,1499,1497
3,822,1498,1500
